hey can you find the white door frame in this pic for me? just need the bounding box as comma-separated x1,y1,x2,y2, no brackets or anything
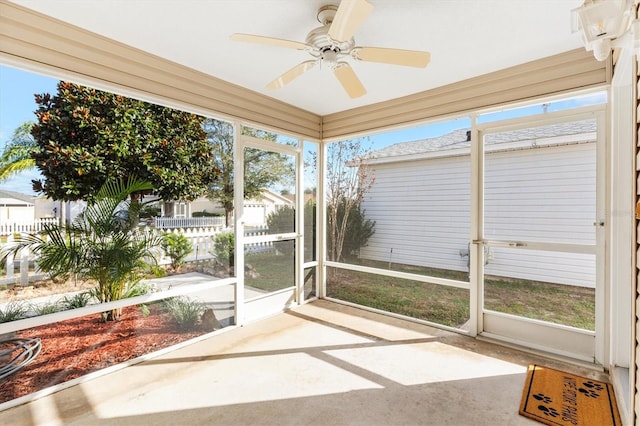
234,130,303,324
471,106,607,363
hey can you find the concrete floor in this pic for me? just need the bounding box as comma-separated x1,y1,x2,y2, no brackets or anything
0,299,611,426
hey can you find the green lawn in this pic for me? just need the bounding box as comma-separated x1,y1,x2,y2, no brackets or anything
244,251,294,292
235,252,595,330
327,258,595,330
327,267,470,327
483,277,594,330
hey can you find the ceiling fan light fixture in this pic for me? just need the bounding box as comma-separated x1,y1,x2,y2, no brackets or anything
321,48,340,69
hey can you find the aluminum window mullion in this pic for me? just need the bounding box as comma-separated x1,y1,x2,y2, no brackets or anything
233,120,245,326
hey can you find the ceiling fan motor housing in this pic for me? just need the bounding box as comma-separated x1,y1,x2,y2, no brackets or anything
306,24,355,63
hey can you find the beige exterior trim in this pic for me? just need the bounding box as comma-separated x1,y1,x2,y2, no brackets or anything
0,1,610,143
322,49,611,140
0,0,322,140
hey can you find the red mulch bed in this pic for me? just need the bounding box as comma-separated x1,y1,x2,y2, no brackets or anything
0,305,206,404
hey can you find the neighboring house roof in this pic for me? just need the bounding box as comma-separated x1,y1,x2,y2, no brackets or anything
253,189,294,206
367,119,597,164
0,190,34,206
191,189,294,210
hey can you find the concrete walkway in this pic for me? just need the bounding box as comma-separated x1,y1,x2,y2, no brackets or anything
0,300,610,425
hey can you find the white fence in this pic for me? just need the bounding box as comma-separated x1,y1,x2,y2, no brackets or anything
244,228,275,254
161,227,221,262
154,217,225,229
0,218,60,236
2,225,276,286
0,240,46,286
161,227,275,262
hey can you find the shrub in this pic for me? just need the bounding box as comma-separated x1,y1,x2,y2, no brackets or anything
0,301,28,323
192,211,223,217
60,291,92,310
140,263,168,278
162,296,205,329
212,231,234,268
122,280,155,299
161,232,192,271
266,201,316,257
33,300,63,315
139,204,161,219
327,199,375,261
266,206,294,255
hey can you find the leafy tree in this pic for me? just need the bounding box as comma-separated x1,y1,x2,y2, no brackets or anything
30,81,216,205
203,119,294,227
0,177,165,322
0,122,36,181
326,139,375,262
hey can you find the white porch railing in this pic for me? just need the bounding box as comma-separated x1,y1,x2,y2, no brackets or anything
153,217,225,229
0,218,60,236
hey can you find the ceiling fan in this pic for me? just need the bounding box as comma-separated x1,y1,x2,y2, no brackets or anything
230,0,431,99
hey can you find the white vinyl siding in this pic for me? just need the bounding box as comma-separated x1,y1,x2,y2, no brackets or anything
484,143,596,245
360,155,471,273
360,141,596,287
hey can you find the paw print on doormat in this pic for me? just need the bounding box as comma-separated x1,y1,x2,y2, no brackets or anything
532,393,559,418
579,381,604,398
537,405,560,418
532,393,553,404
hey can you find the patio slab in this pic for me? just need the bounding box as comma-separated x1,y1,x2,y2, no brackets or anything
0,299,609,425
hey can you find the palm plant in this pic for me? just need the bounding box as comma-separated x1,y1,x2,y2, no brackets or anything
0,177,165,321
0,122,36,181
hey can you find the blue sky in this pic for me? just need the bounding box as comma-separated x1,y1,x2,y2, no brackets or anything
0,65,606,197
0,65,58,195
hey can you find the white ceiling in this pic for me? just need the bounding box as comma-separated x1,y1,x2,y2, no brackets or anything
10,0,586,116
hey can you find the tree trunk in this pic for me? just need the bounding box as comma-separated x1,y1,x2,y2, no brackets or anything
101,308,122,322
164,201,175,217
225,208,233,228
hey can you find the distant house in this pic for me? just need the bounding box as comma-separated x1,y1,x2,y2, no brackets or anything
34,197,86,223
360,119,597,287
187,189,294,227
0,190,35,223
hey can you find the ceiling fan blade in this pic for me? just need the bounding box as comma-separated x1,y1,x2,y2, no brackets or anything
328,0,374,42
353,47,431,68
266,60,317,90
334,63,366,98
230,33,308,50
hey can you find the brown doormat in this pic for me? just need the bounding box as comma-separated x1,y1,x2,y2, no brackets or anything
519,364,621,426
